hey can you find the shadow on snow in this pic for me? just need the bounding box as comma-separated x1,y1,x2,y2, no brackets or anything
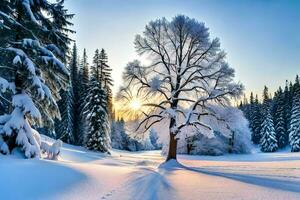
180,164,300,194
0,157,87,200
123,167,176,200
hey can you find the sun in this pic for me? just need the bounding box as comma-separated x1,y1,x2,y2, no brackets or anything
129,99,142,111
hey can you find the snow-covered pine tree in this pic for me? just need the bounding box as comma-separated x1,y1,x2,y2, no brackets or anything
99,49,113,87
82,50,110,153
273,87,288,148
260,109,278,152
262,86,271,112
70,44,79,88
0,1,10,117
260,86,278,152
0,0,73,157
76,48,89,143
68,43,84,144
81,48,89,91
249,92,255,109
289,75,300,152
251,95,262,144
282,81,292,139
286,81,294,130
55,86,74,143
0,92,10,116
55,43,80,144
99,49,113,121
92,49,101,81
92,48,113,121
83,80,110,152
248,92,255,136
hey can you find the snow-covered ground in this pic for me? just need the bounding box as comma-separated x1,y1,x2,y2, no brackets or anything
1,142,300,200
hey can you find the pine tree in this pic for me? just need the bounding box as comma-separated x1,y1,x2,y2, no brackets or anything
54,44,81,144
251,95,262,144
248,93,254,130
248,93,254,117
283,81,291,138
93,49,101,81
0,0,73,157
93,49,113,121
273,87,288,148
262,86,271,111
70,44,79,89
99,49,113,87
0,92,10,116
76,48,89,144
289,75,300,152
260,109,278,152
83,79,110,152
260,86,278,152
81,48,89,90
287,81,294,130
99,49,113,120
69,43,83,144
55,86,74,143
83,50,111,153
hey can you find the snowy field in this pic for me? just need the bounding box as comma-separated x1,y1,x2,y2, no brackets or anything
1,142,300,200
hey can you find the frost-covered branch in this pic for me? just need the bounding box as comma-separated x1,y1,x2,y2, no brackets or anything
118,15,243,161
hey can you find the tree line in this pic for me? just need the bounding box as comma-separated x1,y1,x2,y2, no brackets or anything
53,44,113,153
0,0,113,157
0,0,74,158
240,75,300,152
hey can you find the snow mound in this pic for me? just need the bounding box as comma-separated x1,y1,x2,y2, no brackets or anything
158,159,185,170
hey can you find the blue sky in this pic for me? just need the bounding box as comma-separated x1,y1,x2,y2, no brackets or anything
65,0,300,98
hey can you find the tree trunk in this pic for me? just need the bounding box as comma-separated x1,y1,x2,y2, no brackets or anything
166,132,177,161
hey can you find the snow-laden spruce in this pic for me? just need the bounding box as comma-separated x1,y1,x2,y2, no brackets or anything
289,79,300,152
82,49,112,153
55,86,74,144
118,15,243,161
77,48,92,144
260,86,278,152
273,87,288,148
251,95,263,144
55,44,90,145
240,77,299,151
93,48,114,122
0,0,73,158
83,79,110,152
260,109,278,152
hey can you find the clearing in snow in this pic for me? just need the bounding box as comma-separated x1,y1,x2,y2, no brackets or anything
0,142,300,200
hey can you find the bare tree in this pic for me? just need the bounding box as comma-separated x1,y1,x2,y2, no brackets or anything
118,15,243,161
